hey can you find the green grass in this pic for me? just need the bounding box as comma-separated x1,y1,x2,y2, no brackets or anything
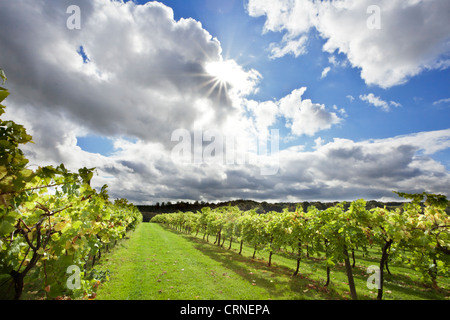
94,223,450,300
95,223,275,300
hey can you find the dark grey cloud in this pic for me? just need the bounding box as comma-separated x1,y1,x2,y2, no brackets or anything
119,132,450,204
0,0,233,146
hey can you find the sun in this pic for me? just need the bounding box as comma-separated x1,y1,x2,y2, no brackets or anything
203,59,261,100
205,60,238,85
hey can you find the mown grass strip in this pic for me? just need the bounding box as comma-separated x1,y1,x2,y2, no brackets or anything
95,223,275,300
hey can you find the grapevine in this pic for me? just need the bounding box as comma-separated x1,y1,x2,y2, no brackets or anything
152,194,449,300
0,69,142,300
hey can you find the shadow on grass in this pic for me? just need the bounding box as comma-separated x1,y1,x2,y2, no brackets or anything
349,250,450,300
167,229,343,300
162,227,449,301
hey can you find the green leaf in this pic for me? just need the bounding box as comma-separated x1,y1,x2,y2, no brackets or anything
0,88,9,103
0,220,16,237
51,233,60,242
72,220,82,230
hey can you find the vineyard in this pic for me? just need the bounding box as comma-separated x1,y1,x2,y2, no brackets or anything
151,194,450,300
1,66,449,301
0,69,142,300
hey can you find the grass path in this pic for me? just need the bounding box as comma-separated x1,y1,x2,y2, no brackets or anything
95,223,281,300
94,223,450,300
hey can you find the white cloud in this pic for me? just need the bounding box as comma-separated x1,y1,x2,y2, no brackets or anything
269,35,308,59
359,93,389,111
314,137,325,150
321,66,331,79
389,101,402,108
433,98,450,106
329,55,348,68
247,0,450,88
359,93,401,112
279,88,342,136
246,87,342,138
246,100,279,137
333,104,347,117
247,0,316,36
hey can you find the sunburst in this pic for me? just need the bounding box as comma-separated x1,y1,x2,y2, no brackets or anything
200,59,261,103
206,60,238,86
203,60,235,102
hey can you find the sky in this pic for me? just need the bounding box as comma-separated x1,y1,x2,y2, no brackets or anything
0,0,449,204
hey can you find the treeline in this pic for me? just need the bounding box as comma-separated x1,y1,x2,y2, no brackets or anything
151,192,449,300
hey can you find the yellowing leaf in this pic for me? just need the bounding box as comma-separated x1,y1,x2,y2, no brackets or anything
0,165,7,180
54,221,68,232
55,221,72,234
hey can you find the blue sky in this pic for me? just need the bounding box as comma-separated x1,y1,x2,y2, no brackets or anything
1,0,449,204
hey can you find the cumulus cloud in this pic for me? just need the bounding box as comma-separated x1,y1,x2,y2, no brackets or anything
247,0,316,36
0,0,241,146
278,88,342,136
246,100,279,137
247,0,450,88
245,87,342,138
